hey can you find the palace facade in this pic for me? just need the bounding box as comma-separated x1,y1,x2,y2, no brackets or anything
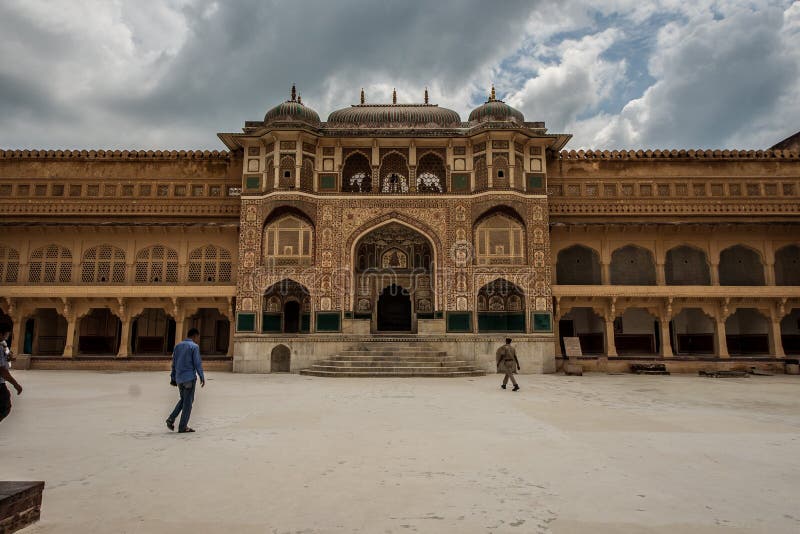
1,86,799,373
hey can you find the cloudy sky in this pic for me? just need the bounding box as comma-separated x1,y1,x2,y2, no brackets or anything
1,0,798,151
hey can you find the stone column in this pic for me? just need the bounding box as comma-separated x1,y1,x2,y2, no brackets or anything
604,315,617,357
601,262,611,285
710,262,720,285
553,317,562,357
715,312,729,358
765,263,776,286
656,262,666,285
660,316,673,357
227,319,235,357
117,314,131,358
10,313,24,356
62,314,77,358
769,310,785,357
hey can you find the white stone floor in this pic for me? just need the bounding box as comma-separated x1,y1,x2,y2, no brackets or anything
2,370,800,533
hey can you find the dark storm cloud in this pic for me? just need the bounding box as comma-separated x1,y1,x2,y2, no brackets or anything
0,0,797,150
0,0,535,149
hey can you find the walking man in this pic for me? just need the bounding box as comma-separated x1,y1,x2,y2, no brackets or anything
1,327,23,423
496,337,520,391
166,328,205,433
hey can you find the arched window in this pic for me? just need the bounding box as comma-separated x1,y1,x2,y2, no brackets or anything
188,245,232,283
278,155,295,188
719,245,764,286
264,216,313,265
474,157,488,190
477,279,526,332
493,156,510,188
81,244,126,283
556,245,601,284
665,245,710,285
0,245,20,283
416,153,446,192
342,152,372,192
135,245,178,283
29,244,72,283
610,245,656,285
379,152,410,193
475,214,525,265
775,245,800,285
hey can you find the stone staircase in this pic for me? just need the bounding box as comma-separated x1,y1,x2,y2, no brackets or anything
299,342,486,377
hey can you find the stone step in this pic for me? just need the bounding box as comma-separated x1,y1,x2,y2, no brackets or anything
299,344,485,377
328,355,459,362
312,360,475,370
310,362,482,372
299,369,486,378
340,350,447,357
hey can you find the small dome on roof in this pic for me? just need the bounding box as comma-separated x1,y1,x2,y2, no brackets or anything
468,86,524,125
263,85,321,126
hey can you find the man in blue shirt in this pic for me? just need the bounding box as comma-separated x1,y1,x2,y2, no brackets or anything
166,328,205,433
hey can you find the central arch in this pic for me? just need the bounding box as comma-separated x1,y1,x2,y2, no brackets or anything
352,220,436,333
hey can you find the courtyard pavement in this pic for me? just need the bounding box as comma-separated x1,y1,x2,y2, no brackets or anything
2,370,800,533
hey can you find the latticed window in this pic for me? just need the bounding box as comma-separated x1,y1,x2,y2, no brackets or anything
81,244,126,283
279,156,295,188
29,244,72,283
475,214,525,265
300,158,314,191
264,216,313,265
474,157,488,190
417,153,446,192
135,245,178,283
379,153,410,194
0,245,20,283
493,156,510,188
188,245,232,283
342,153,372,192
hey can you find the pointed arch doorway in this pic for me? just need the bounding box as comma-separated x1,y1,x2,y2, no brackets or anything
353,221,435,334
377,284,412,332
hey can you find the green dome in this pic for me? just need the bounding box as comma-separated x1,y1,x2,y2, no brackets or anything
468,89,525,125
264,100,321,126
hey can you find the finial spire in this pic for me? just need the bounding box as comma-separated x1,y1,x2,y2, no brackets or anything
291,84,297,102
490,84,496,102
297,95,302,104
360,87,365,104
424,87,429,104
392,88,397,105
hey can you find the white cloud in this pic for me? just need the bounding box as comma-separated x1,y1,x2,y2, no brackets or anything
506,29,627,130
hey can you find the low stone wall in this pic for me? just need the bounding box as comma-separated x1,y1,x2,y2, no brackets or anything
29,357,233,372
234,334,556,374
555,357,790,374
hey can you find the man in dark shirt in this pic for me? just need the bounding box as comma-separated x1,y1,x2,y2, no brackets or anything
166,328,205,433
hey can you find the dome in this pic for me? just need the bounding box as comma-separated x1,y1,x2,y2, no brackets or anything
327,88,460,128
263,85,321,126
327,104,461,128
468,86,524,125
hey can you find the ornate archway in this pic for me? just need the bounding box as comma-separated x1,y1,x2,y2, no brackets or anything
352,222,435,333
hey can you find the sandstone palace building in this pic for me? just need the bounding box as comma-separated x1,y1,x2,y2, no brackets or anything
2,86,799,374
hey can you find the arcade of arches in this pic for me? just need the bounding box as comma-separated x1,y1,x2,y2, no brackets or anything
3,87,800,373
